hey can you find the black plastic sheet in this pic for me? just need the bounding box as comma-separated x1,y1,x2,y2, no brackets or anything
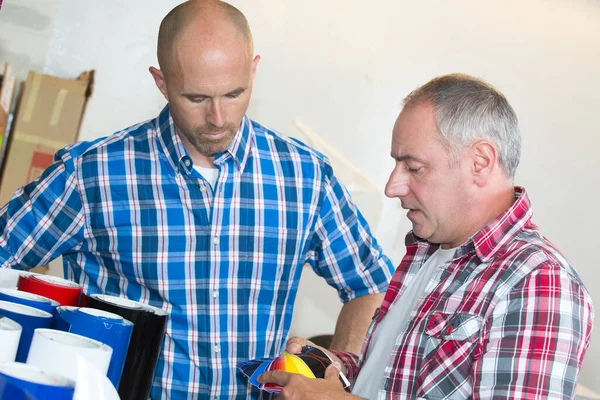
84,294,168,400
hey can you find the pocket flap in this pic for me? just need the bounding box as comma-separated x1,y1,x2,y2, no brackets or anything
424,312,482,341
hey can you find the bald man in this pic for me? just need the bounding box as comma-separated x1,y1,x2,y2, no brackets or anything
0,1,394,398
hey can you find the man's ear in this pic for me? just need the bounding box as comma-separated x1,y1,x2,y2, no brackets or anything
251,55,260,79
470,140,498,187
149,66,169,101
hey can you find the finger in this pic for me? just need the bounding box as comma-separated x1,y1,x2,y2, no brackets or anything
324,362,342,381
258,370,292,386
286,337,315,354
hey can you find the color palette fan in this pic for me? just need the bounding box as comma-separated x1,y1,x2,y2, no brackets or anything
237,346,350,393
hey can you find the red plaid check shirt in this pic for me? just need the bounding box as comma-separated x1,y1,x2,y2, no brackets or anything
334,187,594,399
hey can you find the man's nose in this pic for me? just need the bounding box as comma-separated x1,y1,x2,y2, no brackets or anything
385,167,410,198
208,100,225,127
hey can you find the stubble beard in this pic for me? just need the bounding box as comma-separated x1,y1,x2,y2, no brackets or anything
190,123,238,156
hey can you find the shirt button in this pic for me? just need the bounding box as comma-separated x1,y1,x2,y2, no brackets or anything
200,185,208,192
184,159,191,167
444,325,454,335
214,345,220,353
212,290,218,298
213,237,220,245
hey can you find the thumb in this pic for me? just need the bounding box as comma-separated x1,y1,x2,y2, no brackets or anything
324,361,342,381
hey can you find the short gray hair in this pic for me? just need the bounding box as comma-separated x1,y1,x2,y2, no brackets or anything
403,73,521,180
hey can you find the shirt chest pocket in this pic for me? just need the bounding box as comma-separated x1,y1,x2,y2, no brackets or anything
416,311,482,400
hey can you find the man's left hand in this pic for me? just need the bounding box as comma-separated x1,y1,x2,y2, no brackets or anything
258,362,359,400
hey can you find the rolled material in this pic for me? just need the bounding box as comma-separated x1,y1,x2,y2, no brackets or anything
52,305,77,331
0,362,75,400
0,301,53,362
0,269,22,289
0,270,39,290
18,274,82,306
0,316,22,363
72,355,121,400
26,329,113,383
56,306,134,389
0,289,59,316
85,294,169,400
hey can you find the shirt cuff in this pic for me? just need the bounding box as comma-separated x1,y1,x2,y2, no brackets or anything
330,350,360,385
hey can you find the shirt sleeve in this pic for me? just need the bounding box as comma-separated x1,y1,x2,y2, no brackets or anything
305,161,394,303
473,264,594,399
0,150,86,270
330,350,361,384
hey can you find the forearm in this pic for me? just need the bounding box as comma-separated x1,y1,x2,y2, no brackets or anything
329,293,384,354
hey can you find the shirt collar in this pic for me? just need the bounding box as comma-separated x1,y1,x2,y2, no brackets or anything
154,105,254,175
469,186,533,262
213,115,253,172
405,187,533,263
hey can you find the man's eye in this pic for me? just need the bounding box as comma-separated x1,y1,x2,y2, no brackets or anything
189,97,206,103
226,93,241,99
406,166,423,173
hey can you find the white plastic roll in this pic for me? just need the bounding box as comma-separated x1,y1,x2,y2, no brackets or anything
0,316,22,362
0,268,23,289
26,329,113,382
72,356,120,400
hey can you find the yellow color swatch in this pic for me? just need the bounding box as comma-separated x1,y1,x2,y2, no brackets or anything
283,352,315,379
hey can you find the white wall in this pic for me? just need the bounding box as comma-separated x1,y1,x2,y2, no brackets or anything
0,0,60,83
1,0,599,391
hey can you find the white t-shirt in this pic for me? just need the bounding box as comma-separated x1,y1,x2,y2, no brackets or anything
193,165,219,189
352,246,456,399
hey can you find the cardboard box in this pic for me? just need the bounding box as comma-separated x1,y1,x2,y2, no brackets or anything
0,63,16,172
0,70,94,206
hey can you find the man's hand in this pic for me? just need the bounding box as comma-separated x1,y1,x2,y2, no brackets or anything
258,362,360,400
285,337,346,375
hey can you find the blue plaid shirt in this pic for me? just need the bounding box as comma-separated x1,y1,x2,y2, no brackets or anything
0,106,394,399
